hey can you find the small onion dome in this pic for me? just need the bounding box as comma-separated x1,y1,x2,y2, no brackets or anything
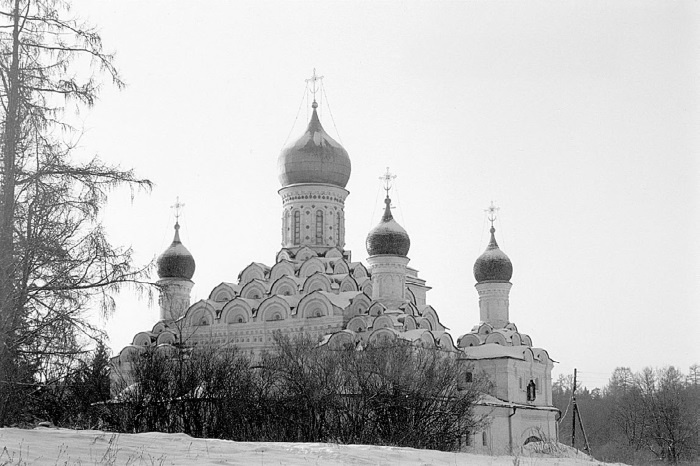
473,226,513,283
157,222,196,280
278,102,351,188
366,196,410,256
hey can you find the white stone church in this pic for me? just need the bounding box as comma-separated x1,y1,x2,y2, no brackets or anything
111,83,558,454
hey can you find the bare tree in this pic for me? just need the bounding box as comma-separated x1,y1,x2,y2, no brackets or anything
644,366,699,463
111,335,487,451
603,366,700,463
688,364,700,387
605,367,645,449
0,0,151,425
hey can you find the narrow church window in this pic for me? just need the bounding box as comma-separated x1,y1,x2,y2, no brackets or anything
465,372,473,383
293,211,301,244
335,212,340,244
527,380,536,401
316,210,324,244
284,210,290,241
482,431,487,447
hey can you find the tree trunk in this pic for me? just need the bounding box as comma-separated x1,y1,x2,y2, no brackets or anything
0,0,23,426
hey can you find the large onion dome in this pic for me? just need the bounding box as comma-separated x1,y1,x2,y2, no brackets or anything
278,102,351,188
473,226,512,283
157,222,196,280
366,196,410,256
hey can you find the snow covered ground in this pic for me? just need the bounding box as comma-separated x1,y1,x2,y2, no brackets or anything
0,428,611,465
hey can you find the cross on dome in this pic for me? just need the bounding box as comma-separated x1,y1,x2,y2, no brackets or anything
380,167,397,198
485,201,499,228
278,71,351,189
170,196,185,230
366,167,410,257
171,197,185,226
474,201,512,283
157,196,196,281
305,68,324,106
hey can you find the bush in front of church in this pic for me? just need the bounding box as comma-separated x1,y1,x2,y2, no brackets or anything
108,334,488,451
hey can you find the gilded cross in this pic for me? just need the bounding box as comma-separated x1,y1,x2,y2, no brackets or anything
485,201,499,227
380,167,397,197
171,197,185,223
305,68,324,103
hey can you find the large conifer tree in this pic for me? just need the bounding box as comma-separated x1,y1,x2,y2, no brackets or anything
0,0,151,425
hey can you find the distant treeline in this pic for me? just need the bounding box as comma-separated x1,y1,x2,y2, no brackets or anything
554,365,700,464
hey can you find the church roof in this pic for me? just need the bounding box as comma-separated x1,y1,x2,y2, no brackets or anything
278,103,351,188
320,290,364,309
461,344,555,363
462,344,531,360
473,226,512,283
156,222,195,280
477,394,559,411
366,196,411,256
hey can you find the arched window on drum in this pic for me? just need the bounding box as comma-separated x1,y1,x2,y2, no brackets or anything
293,210,301,244
339,211,344,243
284,210,290,243
336,211,341,244
316,210,324,245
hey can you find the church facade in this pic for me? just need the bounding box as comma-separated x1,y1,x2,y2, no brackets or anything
111,92,558,454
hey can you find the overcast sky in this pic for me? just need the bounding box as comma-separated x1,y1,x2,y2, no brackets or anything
70,0,699,388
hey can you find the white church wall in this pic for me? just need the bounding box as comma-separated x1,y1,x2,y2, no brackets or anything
471,356,553,407
466,405,558,455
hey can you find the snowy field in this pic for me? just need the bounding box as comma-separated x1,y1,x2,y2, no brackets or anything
0,428,612,465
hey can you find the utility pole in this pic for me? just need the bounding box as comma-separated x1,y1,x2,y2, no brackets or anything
576,401,592,454
570,368,591,455
571,368,577,448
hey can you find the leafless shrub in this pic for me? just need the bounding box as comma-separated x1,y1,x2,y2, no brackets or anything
110,333,487,451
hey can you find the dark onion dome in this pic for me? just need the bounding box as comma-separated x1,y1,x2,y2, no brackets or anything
278,102,351,188
473,226,513,283
157,222,196,280
366,196,410,256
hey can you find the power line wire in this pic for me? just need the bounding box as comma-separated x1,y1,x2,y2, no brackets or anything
281,85,309,150
321,81,343,145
